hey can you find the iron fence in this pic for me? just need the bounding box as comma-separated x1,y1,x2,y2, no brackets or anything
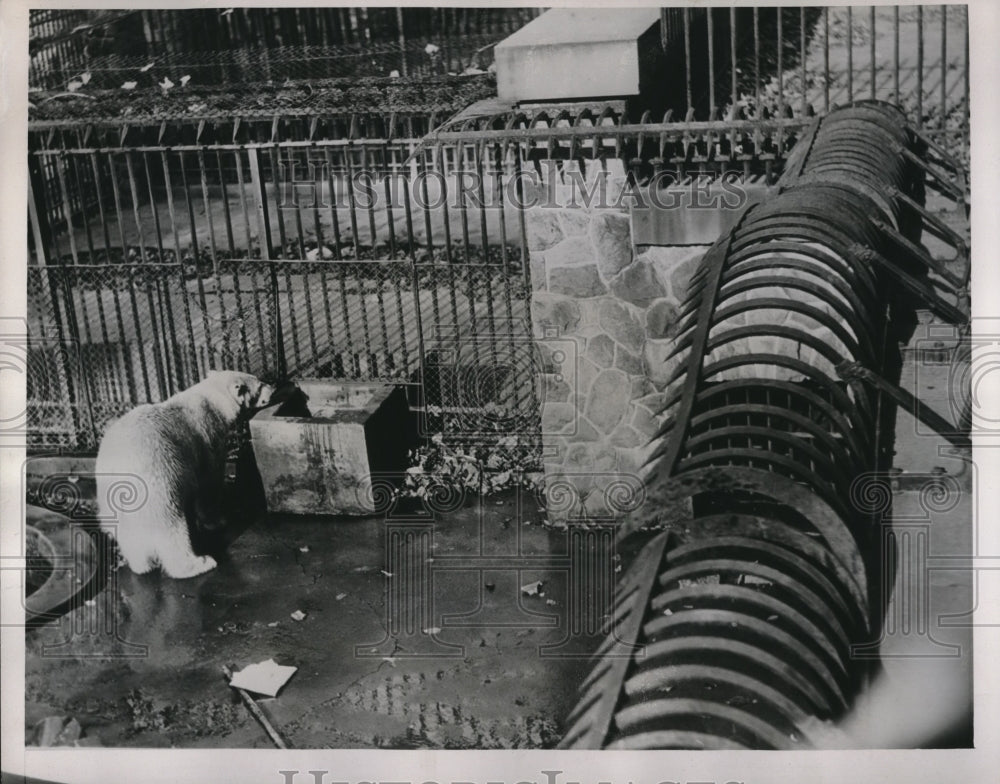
27,130,539,451
30,7,542,90
26,5,970,452
662,6,967,148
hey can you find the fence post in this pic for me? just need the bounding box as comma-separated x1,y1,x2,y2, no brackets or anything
248,146,287,380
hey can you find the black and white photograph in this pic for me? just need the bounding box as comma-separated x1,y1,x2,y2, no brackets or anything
2,0,997,779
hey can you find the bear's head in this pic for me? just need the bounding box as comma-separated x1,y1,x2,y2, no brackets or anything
208,370,275,415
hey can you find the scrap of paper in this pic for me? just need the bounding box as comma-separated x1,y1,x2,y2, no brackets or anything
228,659,297,697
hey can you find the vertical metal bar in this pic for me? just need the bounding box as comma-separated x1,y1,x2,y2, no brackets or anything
683,8,692,112
436,145,454,265
53,153,79,265
309,144,325,257
161,149,199,387
90,148,136,404
233,149,256,257
361,143,378,252
382,141,398,258
248,147,285,379
125,150,168,400
335,258,354,377
493,144,511,267
917,5,924,127
216,150,236,256
965,5,970,153
108,151,152,400
846,5,853,102
941,5,948,133
343,142,362,258
869,6,877,101
196,147,232,370
707,8,716,115
419,149,435,260
268,143,291,257
776,8,784,119
323,146,344,260
287,144,307,259
894,6,900,105
67,153,96,263
142,149,179,393
730,7,737,116
87,151,113,255
823,7,830,112
801,7,808,115
754,8,761,114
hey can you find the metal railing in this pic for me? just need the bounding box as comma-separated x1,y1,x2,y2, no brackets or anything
27,129,539,451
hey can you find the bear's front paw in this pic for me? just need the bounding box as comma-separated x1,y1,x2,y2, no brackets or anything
166,554,218,579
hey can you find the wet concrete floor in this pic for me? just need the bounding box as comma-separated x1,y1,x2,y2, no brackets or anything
25,489,606,749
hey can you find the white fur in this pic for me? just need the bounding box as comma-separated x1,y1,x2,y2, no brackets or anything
96,370,273,579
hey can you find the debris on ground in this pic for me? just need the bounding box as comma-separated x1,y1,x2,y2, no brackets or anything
520,581,544,597
290,610,306,622
228,659,298,698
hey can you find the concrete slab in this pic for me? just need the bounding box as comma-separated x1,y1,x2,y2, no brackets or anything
495,8,661,103
249,380,411,516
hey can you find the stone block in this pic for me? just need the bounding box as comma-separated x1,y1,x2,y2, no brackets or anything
532,292,581,336
670,251,705,300
589,211,634,280
250,381,410,516
574,355,602,403
644,337,684,389
645,298,681,339
558,208,593,237
615,345,645,376
546,235,596,269
586,333,615,368
526,209,564,251
631,403,661,440
598,299,645,354
610,424,644,448
548,263,607,298
609,257,666,308
586,369,631,434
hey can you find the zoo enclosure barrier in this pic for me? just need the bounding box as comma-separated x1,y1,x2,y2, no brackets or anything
30,6,544,89
27,101,836,454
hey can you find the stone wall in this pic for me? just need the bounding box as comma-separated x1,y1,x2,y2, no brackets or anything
529,205,710,520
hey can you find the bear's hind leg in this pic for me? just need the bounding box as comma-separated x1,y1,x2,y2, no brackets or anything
101,520,155,574
155,516,217,579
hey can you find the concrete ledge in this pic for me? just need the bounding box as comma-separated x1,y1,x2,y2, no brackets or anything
495,8,661,103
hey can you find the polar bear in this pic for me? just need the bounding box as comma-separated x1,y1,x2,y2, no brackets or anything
96,370,274,579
